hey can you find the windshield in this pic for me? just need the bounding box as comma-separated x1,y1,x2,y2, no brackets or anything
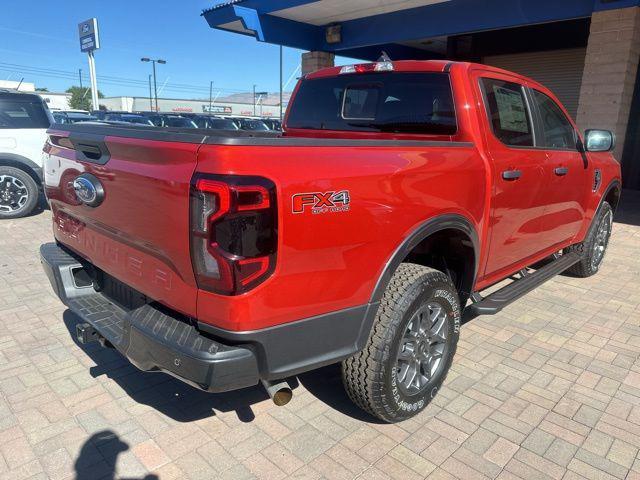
67,113,97,123
208,118,238,130
163,117,197,128
121,116,152,125
0,98,51,129
239,119,269,131
287,72,457,135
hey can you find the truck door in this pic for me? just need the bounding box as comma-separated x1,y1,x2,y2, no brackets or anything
528,88,590,246
475,74,554,277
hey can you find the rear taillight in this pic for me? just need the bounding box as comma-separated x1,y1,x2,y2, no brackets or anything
190,174,277,295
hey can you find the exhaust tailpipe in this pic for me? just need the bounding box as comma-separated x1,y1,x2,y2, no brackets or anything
261,379,293,406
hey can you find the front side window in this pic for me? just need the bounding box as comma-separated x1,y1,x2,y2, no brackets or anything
0,99,51,129
287,72,457,135
481,78,533,147
531,90,576,150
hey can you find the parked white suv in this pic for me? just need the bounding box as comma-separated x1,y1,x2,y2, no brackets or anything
0,89,52,218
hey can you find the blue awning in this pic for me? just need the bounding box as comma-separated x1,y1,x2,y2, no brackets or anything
202,0,640,60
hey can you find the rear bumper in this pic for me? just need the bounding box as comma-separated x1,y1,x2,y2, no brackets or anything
40,242,259,393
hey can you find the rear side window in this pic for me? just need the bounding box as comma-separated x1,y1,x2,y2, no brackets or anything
0,99,51,129
531,90,576,150
481,78,533,147
287,72,457,135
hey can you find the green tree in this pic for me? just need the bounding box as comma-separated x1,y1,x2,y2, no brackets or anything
66,86,104,111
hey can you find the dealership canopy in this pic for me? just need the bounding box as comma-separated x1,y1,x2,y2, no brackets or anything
201,0,640,60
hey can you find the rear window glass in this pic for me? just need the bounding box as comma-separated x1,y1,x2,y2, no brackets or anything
0,99,51,129
287,72,457,135
480,78,533,147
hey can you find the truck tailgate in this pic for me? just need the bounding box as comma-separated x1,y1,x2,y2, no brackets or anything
44,131,200,317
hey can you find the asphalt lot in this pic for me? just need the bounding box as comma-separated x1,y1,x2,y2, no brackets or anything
0,193,639,480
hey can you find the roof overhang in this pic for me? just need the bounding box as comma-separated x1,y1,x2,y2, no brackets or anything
202,0,640,60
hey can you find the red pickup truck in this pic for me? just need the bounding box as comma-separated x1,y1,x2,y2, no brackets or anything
41,60,621,422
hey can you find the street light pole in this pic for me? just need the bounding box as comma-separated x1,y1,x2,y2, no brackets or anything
148,75,153,111
279,45,283,122
209,81,213,113
141,57,166,112
253,84,256,116
152,61,158,112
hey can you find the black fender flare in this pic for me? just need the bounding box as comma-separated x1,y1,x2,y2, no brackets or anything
599,179,622,213
0,153,43,182
369,213,480,304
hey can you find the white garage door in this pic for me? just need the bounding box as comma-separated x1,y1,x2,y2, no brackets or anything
483,48,586,120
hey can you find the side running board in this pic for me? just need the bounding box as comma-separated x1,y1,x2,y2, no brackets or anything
466,252,580,318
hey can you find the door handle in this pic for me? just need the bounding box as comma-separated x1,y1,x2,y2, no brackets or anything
554,167,569,176
502,169,522,181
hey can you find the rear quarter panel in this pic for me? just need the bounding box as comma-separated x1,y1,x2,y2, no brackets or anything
196,143,486,330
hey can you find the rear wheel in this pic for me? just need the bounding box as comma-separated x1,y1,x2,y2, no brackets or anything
0,166,39,219
565,201,613,277
342,263,461,423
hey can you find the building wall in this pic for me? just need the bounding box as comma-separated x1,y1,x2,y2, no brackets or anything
38,93,71,111
577,6,640,166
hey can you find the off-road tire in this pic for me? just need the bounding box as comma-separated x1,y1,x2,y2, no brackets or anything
342,263,461,423
565,201,613,277
0,166,39,219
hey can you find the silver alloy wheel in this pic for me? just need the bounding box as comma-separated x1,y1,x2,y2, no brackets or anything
591,209,613,270
0,175,29,213
395,303,448,395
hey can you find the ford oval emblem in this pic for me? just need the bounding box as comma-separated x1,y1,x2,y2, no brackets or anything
73,173,104,207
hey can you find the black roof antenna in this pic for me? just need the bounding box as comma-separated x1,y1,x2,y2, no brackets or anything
377,51,392,62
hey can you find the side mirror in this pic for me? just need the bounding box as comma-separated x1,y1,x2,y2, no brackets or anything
585,129,615,152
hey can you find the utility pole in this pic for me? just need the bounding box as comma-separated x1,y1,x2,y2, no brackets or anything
78,69,83,89
253,84,256,116
209,81,213,113
148,75,153,110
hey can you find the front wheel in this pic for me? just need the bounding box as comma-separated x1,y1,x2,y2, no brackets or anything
342,263,461,423
0,166,39,219
565,201,613,277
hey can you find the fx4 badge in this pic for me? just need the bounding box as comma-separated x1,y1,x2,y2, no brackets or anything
292,190,351,214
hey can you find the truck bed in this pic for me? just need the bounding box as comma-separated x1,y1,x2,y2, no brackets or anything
54,122,469,148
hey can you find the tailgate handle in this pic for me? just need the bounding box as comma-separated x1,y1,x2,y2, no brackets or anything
69,134,111,165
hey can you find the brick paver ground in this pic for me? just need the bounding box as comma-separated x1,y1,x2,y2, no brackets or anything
1,192,639,480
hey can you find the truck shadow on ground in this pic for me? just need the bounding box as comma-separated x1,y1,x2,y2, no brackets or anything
75,430,158,480
63,311,380,425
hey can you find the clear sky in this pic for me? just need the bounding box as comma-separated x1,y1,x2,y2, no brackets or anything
0,0,346,99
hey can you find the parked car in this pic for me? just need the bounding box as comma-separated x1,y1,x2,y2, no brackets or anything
51,111,98,124
234,117,271,131
179,113,239,130
91,110,130,120
135,113,198,128
102,113,155,126
40,60,620,422
0,89,52,218
261,118,282,131
201,116,239,130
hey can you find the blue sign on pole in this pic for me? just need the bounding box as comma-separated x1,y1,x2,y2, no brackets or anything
78,18,100,52
80,34,97,52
